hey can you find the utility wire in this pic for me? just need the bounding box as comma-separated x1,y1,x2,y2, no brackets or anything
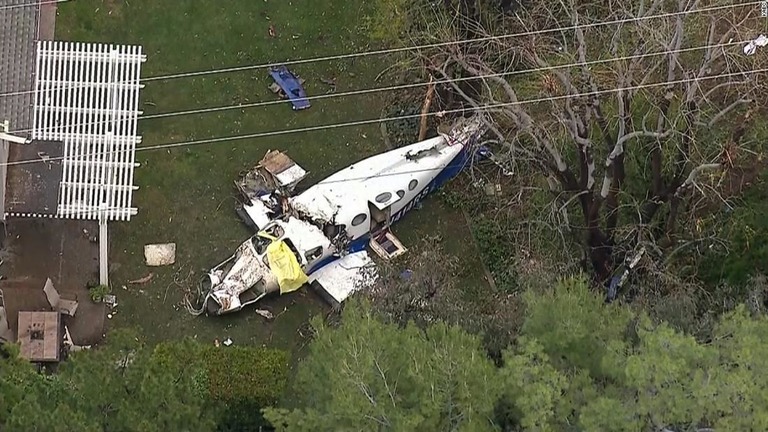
0,0,754,98
1,66,763,171
11,38,748,135
142,2,754,82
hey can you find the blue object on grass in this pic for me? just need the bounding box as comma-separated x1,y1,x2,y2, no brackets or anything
400,269,413,281
269,65,311,110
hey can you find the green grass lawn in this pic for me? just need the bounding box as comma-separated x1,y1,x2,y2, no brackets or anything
56,0,486,353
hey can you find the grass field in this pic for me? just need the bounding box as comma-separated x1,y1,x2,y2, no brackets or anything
55,0,486,352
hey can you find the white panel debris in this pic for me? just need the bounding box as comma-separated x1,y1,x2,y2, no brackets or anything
144,243,176,266
743,35,768,55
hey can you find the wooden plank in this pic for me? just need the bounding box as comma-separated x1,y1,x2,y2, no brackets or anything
259,150,295,175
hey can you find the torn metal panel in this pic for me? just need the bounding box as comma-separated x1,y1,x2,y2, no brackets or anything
743,35,768,56
236,150,307,200
278,217,331,260
241,199,274,231
308,250,378,305
207,239,274,313
211,240,267,298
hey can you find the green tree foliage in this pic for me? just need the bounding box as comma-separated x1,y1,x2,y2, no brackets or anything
502,278,768,431
154,341,289,431
1,330,215,432
264,300,502,431
274,279,768,431
0,331,290,432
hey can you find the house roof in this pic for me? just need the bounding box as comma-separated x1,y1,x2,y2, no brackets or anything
0,0,39,220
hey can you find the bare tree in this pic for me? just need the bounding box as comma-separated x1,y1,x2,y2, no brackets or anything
407,0,766,286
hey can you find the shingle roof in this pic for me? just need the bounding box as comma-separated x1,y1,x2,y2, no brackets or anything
0,0,39,218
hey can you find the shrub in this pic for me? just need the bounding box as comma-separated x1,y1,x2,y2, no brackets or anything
88,284,110,303
153,341,290,430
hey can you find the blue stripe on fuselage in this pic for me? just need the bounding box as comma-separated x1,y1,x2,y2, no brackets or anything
307,145,471,276
389,144,469,225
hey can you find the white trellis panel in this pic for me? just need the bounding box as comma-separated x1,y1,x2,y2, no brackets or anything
32,41,146,221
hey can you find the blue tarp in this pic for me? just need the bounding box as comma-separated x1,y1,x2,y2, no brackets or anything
268,65,310,110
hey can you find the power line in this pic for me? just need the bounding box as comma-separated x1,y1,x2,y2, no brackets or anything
10,38,748,135
0,0,751,98
0,0,68,11
138,40,752,119
141,2,755,82
2,66,763,170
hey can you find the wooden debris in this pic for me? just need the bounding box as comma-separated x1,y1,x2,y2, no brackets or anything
255,309,275,320
128,272,154,285
418,75,435,141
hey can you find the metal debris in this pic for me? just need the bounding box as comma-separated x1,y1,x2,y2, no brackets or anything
744,34,768,55
255,309,274,320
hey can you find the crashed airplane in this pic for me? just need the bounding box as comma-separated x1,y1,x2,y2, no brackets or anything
198,116,487,315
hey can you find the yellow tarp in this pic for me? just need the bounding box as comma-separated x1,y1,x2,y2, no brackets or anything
259,232,308,294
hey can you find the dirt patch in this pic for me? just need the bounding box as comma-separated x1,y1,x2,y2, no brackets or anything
1,218,104,345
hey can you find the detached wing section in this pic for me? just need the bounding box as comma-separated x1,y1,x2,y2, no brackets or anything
309,251,378,307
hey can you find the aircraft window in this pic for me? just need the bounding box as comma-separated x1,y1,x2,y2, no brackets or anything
351,213,367,226
251,235,271,255
283,239,301,259
375,192,392,203
304,246,323,262
323,224,339,237
262,224,285,238
408,179,418,191
396,190,405,198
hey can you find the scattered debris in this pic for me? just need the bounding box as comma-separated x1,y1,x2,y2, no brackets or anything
37,151,52,169
268,65,310,110
483,183,502,197
63,326,91,352
744,34,768,55
128,272,154,285
104,294,118,309
43,278,79,317
223,338,233,346
144,243,176,266
320,77,337,92
255,309,274,320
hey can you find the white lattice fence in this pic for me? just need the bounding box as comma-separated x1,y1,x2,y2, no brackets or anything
32,41,145,221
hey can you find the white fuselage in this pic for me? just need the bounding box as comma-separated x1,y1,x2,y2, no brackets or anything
204,117,484,314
